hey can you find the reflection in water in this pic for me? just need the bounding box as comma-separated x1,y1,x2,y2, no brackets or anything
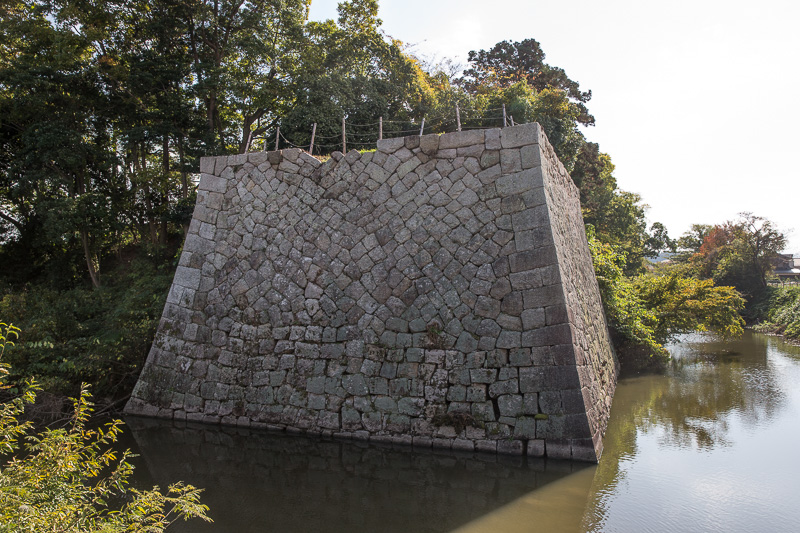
582,332,800,533
654,332,784,449
125,417,588,533
125,332,800,532
452,466,597,533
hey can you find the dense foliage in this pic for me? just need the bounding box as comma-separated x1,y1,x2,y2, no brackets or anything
753,286,800,340
682,213,787,300
633,273,745,342
0,323,211,531
0,0,667,286
594,211,788,370
587,229,746,370
587,230,662,355
0,256,173,399
0,0,780,387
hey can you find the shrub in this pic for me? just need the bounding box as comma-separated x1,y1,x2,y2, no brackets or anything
587,230,664,358
0,323,211,531
0,258,173,401
588,228,746,372
753,286,800,340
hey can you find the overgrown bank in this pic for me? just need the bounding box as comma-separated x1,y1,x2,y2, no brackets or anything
752,286,800,341
0,251,175,405
591,212,793,373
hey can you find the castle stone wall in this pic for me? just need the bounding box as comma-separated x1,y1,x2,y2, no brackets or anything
125,123,618,461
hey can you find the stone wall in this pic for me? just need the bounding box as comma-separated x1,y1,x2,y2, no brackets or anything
125,123,618,461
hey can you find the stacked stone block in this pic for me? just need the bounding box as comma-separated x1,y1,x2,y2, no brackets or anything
125,123,618,461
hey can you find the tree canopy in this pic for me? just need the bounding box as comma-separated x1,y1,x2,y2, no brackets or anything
687,213,787,299
460,38,594,126
0,0,757,375
1,0,673,286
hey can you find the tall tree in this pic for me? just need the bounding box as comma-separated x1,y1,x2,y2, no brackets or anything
460,38,593,126
0,0,119,286
185,0,310,153
675,224,714,257
0,0,204,282
691,213,787,298
280,0,432,152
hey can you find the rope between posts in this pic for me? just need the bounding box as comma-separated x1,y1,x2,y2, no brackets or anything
255,105,526,155
345,121,382,128
384,128,423,135
279,131,309,150
309,133,342,141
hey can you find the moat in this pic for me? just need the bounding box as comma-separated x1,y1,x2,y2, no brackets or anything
123,331,800,532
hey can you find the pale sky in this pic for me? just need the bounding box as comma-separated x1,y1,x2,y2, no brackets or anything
308,0,800,253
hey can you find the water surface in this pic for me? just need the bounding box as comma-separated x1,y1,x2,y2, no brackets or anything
579,332,800,533
124,419,586,532
125,331,800,531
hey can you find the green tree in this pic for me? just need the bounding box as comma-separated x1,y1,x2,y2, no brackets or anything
0,257,174,398
0,0,207,283
183,0,310,153
0,322,211,531
587,229,662,357
634,272,745,342
588,229,746,369
691,213,787,298
675,223,713,256
0,0,119,287
754,286,800,340
280,0,432,152
528,87,585,171
644,222,675,258
571,142,616,216
460,38,593,126
594,191,650,274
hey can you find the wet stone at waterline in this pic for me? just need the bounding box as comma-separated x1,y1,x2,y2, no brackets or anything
125,123,618,462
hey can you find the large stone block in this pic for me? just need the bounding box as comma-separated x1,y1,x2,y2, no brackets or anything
439,129,485,149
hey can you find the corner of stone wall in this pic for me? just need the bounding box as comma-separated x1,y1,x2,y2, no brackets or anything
536,129,618,461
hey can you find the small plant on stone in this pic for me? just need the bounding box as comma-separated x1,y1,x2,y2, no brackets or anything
426,322,445,349
432,412,477,435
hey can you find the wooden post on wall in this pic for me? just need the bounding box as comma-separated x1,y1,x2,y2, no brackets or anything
244,129,253,153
